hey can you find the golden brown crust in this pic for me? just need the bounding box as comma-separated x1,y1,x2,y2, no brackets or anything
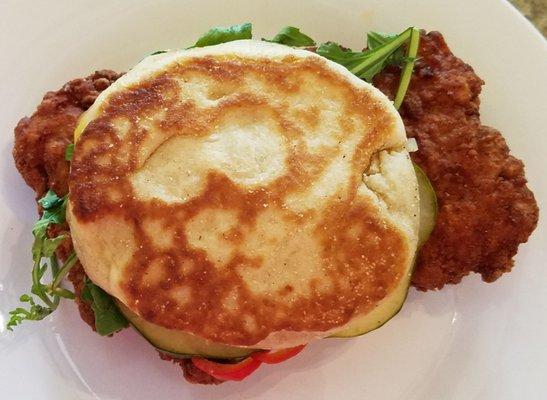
374,32,539,289
69,51,412,346
12,70,122,198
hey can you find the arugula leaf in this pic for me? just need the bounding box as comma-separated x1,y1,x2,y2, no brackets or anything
35,190,67,230
148,23,252,57
363,31,406,79
82,279,128,336
318,29,410,81
38,190,64,210
367,32,397,49
317,27,420,108
393,28,420,109
149,50,168,56
6,190,77,331
65,143,74,161
349,28,412,79
151,23,419,109
7,298,53,331
265,26,316,47
42,235,68,258
316,42,366,69
192,22,252,48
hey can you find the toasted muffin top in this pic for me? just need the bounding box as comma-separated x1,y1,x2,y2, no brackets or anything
68,40,419,348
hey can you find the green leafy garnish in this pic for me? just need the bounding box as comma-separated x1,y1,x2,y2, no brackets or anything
65,143,74,161
265,26,316,47
317,27,420,109
37,189,65,210
148,23,419,109
7,190,78,331
7,188,128,335
8,137,129,335
149,50,168,56
392,28,420,109
82,279,129,336
315,42,364,68
192,22,252,48
148,23,252,56
367,32,398,51
361,32,406,81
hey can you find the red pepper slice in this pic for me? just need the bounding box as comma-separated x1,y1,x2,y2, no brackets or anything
251,345,306,364
191,357,262,381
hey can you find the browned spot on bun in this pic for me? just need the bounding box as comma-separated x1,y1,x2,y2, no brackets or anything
69,42,416,346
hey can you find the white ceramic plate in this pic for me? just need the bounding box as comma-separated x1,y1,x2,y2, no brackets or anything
1,0,546,399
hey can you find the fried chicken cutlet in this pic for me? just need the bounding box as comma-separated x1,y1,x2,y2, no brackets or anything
374,32,539,289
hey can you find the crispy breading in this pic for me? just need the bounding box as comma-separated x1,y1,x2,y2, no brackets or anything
374,32,539,290
13,70,122,197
